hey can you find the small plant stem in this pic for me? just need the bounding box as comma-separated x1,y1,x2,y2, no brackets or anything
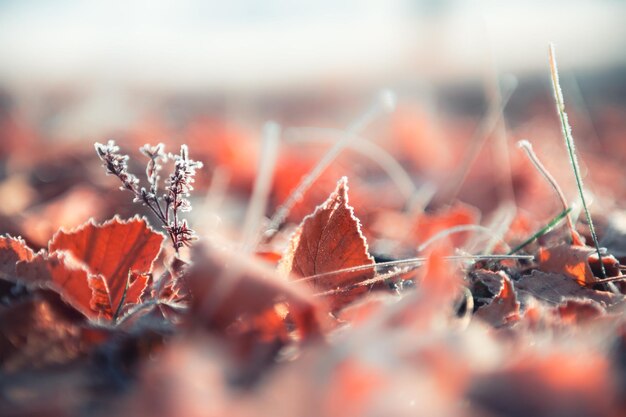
416,224,511,253
508,207,572,255
586,275,626,286
112,272,132,323
548,44,605,278
517,139,580,244
139,194,179,252
242,121,281,252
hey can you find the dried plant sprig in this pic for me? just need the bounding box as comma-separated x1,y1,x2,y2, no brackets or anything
95,141,203,253
548,44,605,278
95,140,140,192
140,143,166,196
517,139,581,245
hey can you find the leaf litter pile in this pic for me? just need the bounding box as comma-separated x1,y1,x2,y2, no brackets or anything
2,48,626,417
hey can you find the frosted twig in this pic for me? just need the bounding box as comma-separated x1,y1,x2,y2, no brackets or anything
548,44,605,278
241,121,281,252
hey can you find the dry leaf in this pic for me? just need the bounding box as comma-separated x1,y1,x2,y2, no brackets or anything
474,271,520,327
538,244,597,286
0,292,84,371
516,270,622,308
280,177,375,311
187,243,320,351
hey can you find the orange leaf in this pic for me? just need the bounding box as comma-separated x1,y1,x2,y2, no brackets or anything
187,243,320,352
48,216,163,314
280,177,375,311
538,244,596,286
0,235,34,280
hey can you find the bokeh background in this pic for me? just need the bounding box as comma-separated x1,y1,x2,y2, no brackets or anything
1,0,626,251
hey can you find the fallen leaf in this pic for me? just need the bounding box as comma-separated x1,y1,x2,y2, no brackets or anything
280,177,375,311
475,271,520,327
538,244,596,286
556,299,606,324
16,252,102,319
187,243,320,354
515,270,622,308
0,291,84,372
48,216,163,315
0,235,34,280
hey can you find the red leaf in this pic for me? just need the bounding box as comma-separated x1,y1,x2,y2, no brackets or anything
187,243,320,352
48,216,163,314
280,177,375,311
125,273,150,305
557,299,606,324
16,252,103,319
88,274,112,318
0,235,34,280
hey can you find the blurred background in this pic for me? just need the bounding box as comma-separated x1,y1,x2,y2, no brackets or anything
1,0,625,136
1,0,626,250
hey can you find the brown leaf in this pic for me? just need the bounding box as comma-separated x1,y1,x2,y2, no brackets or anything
538,244,597,286
48,216,163,315
516,270,622,308
280,177,375,311
475,272,520,327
